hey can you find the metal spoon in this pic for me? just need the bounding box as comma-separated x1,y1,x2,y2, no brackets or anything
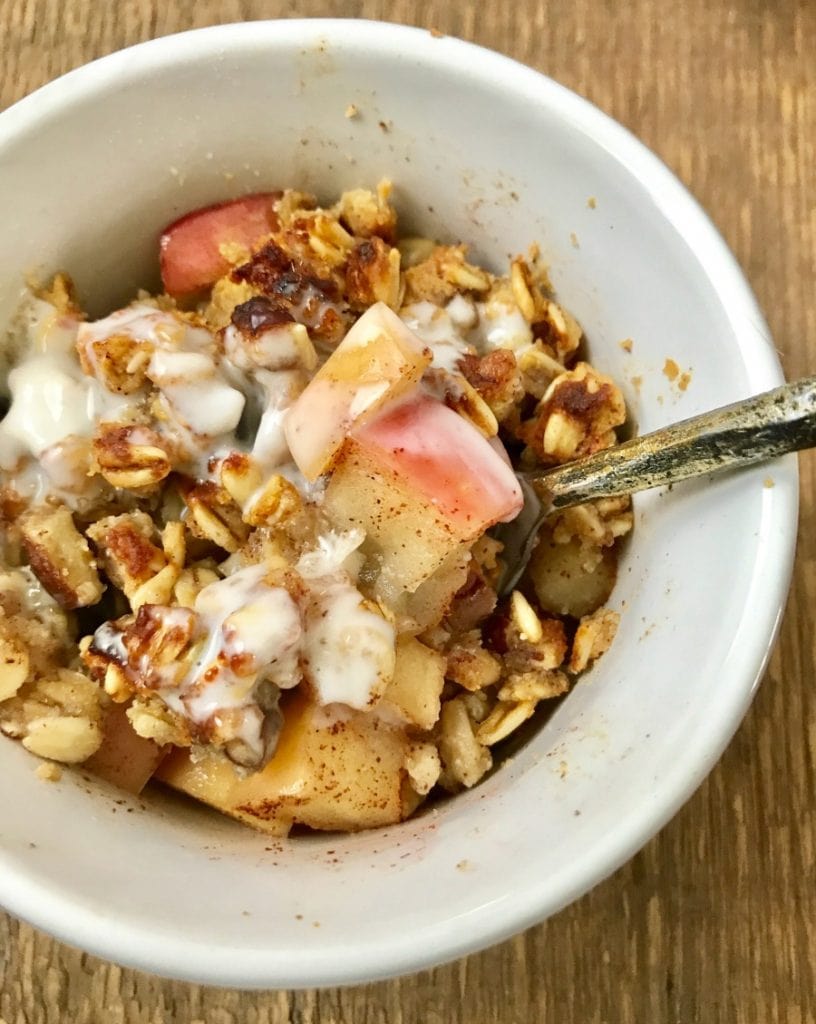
494,375,816,597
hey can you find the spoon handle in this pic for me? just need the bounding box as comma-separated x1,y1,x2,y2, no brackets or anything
529,375,816,510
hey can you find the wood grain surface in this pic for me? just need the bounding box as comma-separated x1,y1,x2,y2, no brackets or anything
1,1,814,1021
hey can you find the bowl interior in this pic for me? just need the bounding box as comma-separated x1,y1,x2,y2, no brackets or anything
0,21,796,987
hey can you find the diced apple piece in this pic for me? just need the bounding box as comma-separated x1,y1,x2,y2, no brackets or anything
82,703,167,795
159,192,281,296
323,395,523,591
528,530,618,618
156,690,414,835
382,636,447,731
284,302,432,480
375,546,470,634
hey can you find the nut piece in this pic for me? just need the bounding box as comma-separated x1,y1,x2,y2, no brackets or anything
510,590,543,643
535,299,582,363
86,511,167,599
0,631,30,701
403,245,491,304
78,332,149,394
569,608,620,673
498,670,569,702
185,482,249,553
126,694,191,747
92,425,172,489
459,350,524,422
476,700,537,746
243,474,302,528
217,452,263,509
516,344,567,400
23,715,102,763
345,237,402,311
20,505,104,609
519,363,627,463
129,563,181,612
445,634,501,692
334,182,397,241
438,698,492,790
404,742,442,796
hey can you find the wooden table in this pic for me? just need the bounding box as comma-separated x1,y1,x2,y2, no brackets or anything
1,1,814,1020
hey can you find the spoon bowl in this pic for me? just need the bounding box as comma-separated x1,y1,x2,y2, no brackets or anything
495,376,816,595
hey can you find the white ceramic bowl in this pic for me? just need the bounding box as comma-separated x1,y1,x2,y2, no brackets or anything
0,20,797,988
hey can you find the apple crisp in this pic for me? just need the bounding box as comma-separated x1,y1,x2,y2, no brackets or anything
0,182,631,835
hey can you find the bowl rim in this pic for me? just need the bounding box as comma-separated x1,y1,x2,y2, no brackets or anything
0,18,799,988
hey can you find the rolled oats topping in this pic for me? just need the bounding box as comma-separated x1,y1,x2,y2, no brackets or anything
0,181,632,833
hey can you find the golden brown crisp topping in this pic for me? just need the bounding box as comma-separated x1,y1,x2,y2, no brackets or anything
519,362,626,463
19,506,104,610
345,238,402,311
230,296,295,336
92,425,172,489
403,245,491,304
459,350,524,422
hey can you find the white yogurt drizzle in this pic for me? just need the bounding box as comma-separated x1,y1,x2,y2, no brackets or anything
2,284,532,742
121,565,303,764
399,294,534,373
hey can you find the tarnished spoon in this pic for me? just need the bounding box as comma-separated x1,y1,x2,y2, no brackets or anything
494,376,816,597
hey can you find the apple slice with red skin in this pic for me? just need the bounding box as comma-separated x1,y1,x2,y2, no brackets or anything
284,302,432,481
159,192,281,297
323,394,523,592
354,394,523,532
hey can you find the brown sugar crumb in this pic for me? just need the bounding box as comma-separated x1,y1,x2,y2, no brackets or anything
36,761,62,783
764,477,775,489
378,120,392,133
570,232,580,248
587,197,597,209
678,371,692,391
429,27,444,38
663,358,680,381
344,104,359,119
630,375,643,394
619,338,633,353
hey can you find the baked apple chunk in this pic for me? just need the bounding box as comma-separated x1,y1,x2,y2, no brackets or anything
158,690,415,835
